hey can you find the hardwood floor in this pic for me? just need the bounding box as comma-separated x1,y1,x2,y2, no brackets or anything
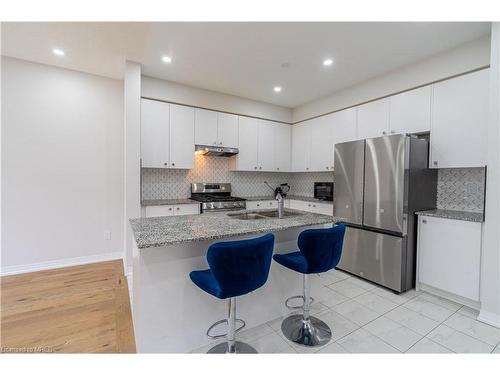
0,260,135,353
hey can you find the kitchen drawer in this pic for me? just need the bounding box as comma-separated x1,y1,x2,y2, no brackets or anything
145,205,174,217
144,204,200,218
289,199,333,216
173,204,200,216
246,200,277,210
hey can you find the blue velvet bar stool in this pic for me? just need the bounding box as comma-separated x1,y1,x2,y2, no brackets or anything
190,233,275,353
273,224,346,347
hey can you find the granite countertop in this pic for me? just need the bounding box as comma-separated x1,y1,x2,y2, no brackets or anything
130,209,344,249
142,198,198,206
415,209,484,223
243,195,334,204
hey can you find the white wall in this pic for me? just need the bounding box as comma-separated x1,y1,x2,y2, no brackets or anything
124,61,141,276
479,23,500,328
1,57,124,273
293,36,491,122
142,76,292,123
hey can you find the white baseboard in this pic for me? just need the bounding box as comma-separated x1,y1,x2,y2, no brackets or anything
417,282,481,310
0,252,124,276
478,310,500,328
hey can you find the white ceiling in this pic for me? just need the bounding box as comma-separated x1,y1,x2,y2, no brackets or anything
1,22,491,108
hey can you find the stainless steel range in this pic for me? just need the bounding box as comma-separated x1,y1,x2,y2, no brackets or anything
190,183,246,212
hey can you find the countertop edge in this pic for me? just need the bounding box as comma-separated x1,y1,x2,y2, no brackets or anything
415,209,484,223
132,213,343,249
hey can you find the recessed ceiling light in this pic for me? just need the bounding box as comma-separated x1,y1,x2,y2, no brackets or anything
273,86,282,93
52,48,65,56
162,56,172,63
323,58,334,66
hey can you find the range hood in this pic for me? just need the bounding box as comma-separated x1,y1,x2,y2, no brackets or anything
195,145,239,157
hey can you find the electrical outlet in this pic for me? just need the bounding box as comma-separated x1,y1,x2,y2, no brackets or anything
104,230,111,241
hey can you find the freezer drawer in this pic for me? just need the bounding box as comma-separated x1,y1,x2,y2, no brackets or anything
338,226,406,292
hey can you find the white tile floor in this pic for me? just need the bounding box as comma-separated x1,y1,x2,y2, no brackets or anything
191,270,500,354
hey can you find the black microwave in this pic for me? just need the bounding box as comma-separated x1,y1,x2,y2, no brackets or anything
314,182,334,201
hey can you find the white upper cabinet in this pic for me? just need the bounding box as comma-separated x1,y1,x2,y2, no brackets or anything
194,108,218,146
330,108,357,169
291,121,312,172
310,116,333,172
169,104,195,169
195,109,239,148
274,122,292,172
390,86,431,135
217,112,239,148
141,99,170,168
258,120,275,171
356,98,390,139
141,99,195,169
232,116,259,171
430,69,489,169
231,117,290,172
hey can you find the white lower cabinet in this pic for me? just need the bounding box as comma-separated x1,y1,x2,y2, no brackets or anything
289,200,333,216
246,200,278,210
144,204,200,218
417,215,482,303
246,199,332,215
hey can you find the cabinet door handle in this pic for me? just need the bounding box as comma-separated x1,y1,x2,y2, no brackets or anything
176,207,180,210
254,166,257,170
259,166,262,170
433,161,438,166
171,162,175,166
306,167,309,170
168,207,172,211
276,167,279,171
326,166,329,170
382,131,387,135
164,162,168,166
390,130,395,134
219,141,223,145
422,219,427,224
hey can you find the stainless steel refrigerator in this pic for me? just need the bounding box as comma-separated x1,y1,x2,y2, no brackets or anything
333,134,437,293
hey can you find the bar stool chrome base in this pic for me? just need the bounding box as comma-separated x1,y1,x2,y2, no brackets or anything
281,314,332,347
207,341,257,354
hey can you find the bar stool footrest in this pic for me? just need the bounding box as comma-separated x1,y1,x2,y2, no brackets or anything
285,295,315,310
206,318,246,339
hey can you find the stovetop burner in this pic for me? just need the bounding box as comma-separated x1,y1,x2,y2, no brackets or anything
190,194,246,203
190,183,246,212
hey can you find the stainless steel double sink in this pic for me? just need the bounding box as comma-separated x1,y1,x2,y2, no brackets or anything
227,210,302,220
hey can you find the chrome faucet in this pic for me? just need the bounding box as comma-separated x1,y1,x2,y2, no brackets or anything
276,191,284,219
264,181,286,219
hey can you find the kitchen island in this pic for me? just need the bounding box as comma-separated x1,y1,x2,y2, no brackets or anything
129,209,343,353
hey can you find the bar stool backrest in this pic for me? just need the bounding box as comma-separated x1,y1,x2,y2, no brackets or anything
297,224,346,274
207,233,275,299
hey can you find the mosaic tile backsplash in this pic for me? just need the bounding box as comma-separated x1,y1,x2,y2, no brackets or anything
142,154,485,214
436,167,486,213
141,154,333,200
